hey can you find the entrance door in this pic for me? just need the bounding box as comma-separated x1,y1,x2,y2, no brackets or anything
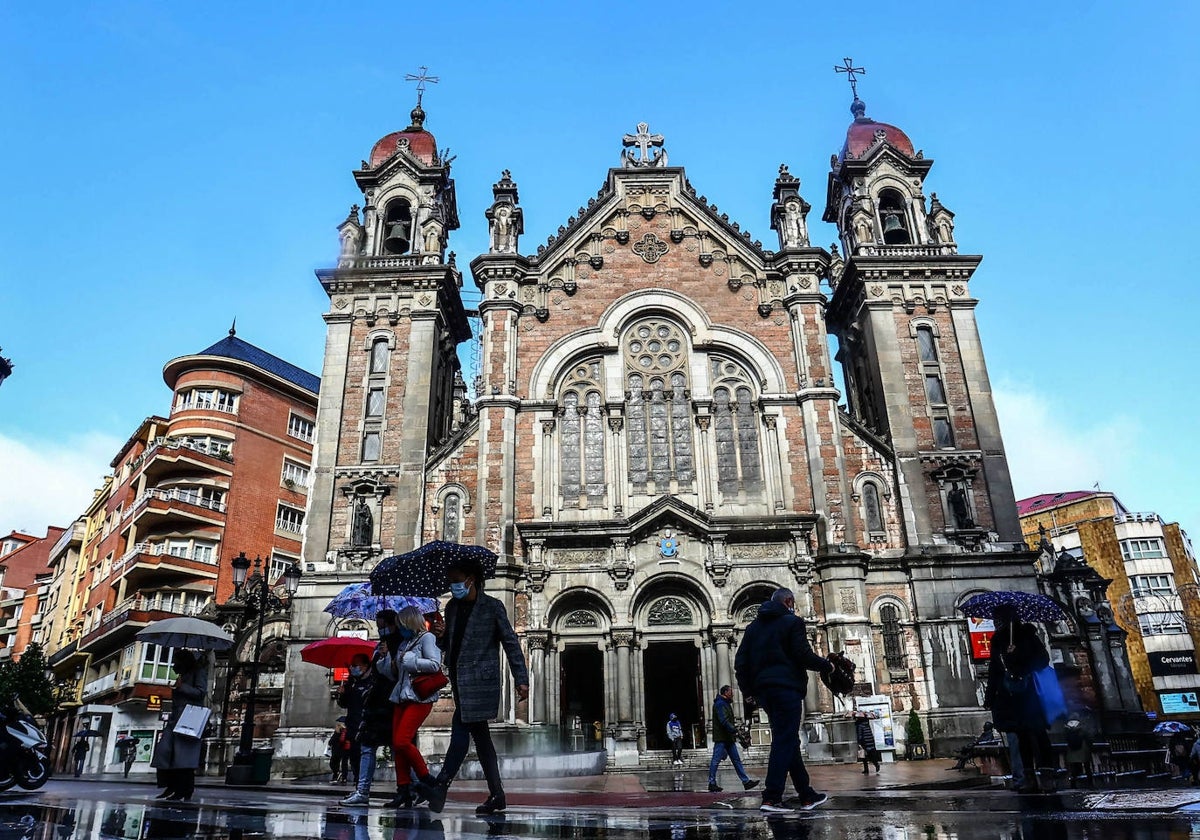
560,646,605,748
643,641,702,750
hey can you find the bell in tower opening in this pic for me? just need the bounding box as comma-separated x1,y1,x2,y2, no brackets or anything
383,198,413,254
878,189,910,245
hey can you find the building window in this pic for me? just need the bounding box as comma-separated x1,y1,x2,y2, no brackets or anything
559,360,606,502
623,319,693,490
275,504,305,534
370,339,390,374
176,388,238,414
1120,538,1167,561
1130,573,1175,597
362,432,381,462
711,358,762,494
647,596,693,626
288,414,316,443
916,326,938,362
442,493,462,543
175,486,225,511
863,483,885,533
176,435,233,458
269,553,297,583
139,643,175,682
924,374,947,405
281,459,310,489
880,604,905,670
933,416,955,449
1138,612,1187,636
162,538,217,564
366,388,385,417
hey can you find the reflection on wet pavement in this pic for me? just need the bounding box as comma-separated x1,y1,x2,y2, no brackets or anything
0,785,1197,840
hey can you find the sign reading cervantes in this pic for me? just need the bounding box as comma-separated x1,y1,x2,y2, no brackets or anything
1148,651,1199,678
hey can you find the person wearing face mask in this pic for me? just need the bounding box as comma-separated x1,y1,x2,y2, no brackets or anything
341,614,400,806
421,556,528,816
336,653,373,791
375,606,444,807
150,648,208,802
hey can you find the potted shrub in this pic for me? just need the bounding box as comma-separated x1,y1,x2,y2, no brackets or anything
906,709,928,759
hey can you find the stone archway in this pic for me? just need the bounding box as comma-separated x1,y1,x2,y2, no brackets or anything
545,589,612,745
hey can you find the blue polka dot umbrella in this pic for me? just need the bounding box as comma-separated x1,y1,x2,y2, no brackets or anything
370,540,498,598
323,582,438,619
958,591,1066,623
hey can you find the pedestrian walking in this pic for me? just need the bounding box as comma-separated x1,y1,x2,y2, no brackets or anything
667,714,684,765
734,587,834,813
376,605,444,808
984,604,1055,793
150,648,208,801
853,712,882,775
707,686,759,792
328,722,352,782
118,736,139,778
71,737,88,778
421,555,528,816
341,617,400,806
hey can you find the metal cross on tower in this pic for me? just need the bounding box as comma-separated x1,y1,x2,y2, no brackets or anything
834,57,866,99
622,122,664,164
404,65,440,107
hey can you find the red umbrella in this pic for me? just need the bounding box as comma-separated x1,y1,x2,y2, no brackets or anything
300,636,376,669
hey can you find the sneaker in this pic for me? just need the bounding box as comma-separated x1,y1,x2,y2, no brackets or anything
743,779,760,790
760,799,793,813
341,792,371,806
799,792,828,811
708,783,723,792
475,793,506,815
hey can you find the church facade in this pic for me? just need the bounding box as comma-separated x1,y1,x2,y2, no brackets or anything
278,93,1038,768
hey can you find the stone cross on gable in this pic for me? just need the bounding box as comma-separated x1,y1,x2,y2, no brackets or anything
622,122,665,166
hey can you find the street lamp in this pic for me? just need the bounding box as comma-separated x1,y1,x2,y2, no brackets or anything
225,552,301,784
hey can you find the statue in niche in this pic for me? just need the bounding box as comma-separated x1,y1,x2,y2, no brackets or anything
935,215,955,245
853,214,873,248
423,225,441,254
947,485,975,529
351,498,374,547
782,198,809,248
492,205,515,253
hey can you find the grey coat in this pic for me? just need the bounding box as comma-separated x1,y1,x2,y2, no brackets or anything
151,664,208,770
440,593,528,724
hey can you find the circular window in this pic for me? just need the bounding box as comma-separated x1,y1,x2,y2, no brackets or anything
624,319,687,375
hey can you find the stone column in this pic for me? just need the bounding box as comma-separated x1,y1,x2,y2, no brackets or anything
612,629,635,723
607,415,625,517
712,626,735,690
540,419,555,517
526,631,550,724
694,413,714,512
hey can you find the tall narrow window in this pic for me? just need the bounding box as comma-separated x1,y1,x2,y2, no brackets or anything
924,374,946,405
933,417,954,449
916,327,938,362
623,319,692,490
370,339,389,374
558,360,605,503
880,605,905,671
366,388,385,417
362,432,381,462
711,358,762,494
863,483,885,533
442,493,461,543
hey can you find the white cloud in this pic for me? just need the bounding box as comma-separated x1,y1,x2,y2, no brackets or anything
993,380,1141,501
0,431,122,536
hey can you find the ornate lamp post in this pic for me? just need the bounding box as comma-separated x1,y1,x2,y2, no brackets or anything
225,552,301,784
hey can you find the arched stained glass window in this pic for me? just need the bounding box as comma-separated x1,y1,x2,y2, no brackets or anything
370,338,389,374
623,319,693,490
559,360,605,502
711,358,762,493
880,604,905,671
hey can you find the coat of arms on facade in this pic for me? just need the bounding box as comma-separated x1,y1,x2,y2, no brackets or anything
659,533,680,558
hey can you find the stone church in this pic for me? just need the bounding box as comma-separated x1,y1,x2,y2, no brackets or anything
276,90,1039,769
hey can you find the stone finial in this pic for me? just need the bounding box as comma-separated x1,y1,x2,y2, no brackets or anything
621,122,668,168
486,169,523,255
770,163,811,250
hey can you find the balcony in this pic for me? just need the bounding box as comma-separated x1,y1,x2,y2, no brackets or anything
136,437,234,483
81,672,117,700
78,598,209,654
124,487,227,530
171,399,238,417
112,543,219,588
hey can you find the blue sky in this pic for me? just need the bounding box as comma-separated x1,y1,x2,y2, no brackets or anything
1,1,1197,539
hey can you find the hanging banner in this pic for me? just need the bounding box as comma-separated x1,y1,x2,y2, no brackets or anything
968,617,995,660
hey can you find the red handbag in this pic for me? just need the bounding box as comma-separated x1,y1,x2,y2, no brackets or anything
411,671,449,701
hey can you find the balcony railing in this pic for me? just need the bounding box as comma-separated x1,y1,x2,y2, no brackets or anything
1116,512,1162,525
107,594,209,618
275,517,304,534
172,399,237,416
82,672,117,699
125,487,227,522
116,541,219,573
129,437,234,473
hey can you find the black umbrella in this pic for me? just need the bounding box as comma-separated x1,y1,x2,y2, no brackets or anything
75,729,103,738
958,591,1066,623
370,540,497,598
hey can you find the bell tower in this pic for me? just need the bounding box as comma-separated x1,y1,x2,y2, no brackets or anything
304,91,471,575
823,92,1022,550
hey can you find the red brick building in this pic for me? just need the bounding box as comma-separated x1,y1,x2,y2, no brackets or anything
46,330,317,774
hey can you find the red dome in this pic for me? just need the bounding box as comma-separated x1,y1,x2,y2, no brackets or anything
839,99,915,162
368,106,438,167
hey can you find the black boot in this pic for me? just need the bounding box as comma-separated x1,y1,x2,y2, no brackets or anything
476,792,506,815
425,777,449,813
384,786,414,808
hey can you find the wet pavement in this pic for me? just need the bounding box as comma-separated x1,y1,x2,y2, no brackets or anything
1,781,1199,839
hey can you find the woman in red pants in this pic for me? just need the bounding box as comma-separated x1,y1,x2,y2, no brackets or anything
377,605,444,807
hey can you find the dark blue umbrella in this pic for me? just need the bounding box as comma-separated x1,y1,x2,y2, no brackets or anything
370,540,497,598
324,582,438,619
958,591,1066,623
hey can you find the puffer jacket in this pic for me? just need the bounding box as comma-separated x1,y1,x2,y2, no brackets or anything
734,600,831,696
711,693,738,745
377,631,443,705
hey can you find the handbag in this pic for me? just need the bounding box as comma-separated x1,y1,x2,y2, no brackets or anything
173,704,212,739
411,671,449,701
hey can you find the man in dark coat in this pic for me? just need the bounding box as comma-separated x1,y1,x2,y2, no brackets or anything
984,604,1053,793
150,649,208,801
734,588,833,812
707,685,759,792
340,619,398,805
424,556,528,816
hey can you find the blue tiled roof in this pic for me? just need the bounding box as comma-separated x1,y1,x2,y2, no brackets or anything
197,336,320,394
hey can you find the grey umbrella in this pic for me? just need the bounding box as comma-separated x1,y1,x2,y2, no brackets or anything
134,616,235,651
